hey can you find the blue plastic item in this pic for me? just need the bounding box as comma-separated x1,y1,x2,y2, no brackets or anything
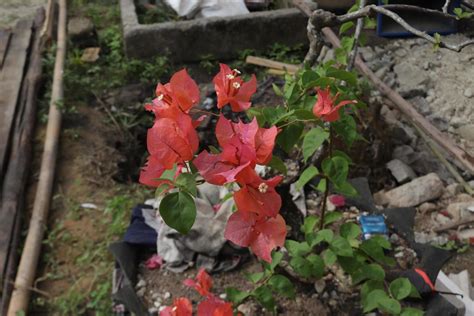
377,0,461,37
359,214,388,240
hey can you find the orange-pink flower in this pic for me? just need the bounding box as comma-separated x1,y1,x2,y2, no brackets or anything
312,87,357,122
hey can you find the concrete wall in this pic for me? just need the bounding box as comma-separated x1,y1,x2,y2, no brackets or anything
120,0,308,62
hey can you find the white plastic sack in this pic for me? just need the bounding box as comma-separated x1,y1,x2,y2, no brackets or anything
164,0,249,18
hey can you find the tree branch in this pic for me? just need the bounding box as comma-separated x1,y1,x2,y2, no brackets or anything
304,19,325,66
443,0,452,13
347,0,367,71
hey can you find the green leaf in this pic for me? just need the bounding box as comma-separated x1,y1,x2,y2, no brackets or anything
353,264,385,284
269,275,295,298
401,307,424,316
289,256,313,278
302,126,329,162
159,192,196,234
272,83,283,96
295,166,319,191
253,286,276,311
268,156,287,175
363,289,388,313
246,272,265,284
307,254,325,279
340,222,361,240
364,17,376,29
301,215,319,235
409,284,421,299
378,296,401,315
389,278,412,300
175,173,197,196
330,236,353,257
208,145,220,154
334,181,358,197
339,21,354,34
360,238,395,266
333,150,352,164
301,70,319,88
322,249,337,266
265,251,284,273
226,287,251,304
293,109,315,120
277,122,304,153
361,280,384,302
315,179,326,192
333,114,359,147
309,229,334,247
263,107,294,125
155,183,172,198
326,68,357,86
159,164,178,181
322,156,349,187
323,211,342,227
286,240,312,257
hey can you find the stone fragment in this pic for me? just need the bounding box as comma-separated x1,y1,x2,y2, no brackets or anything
68,17,97,47
418,202,437,213
386,159,416,183
464,88,473,98
456,124,474,141
384,173,444,207
393,61,429,97
314,280,326,294
446,202,474,222
443,183,463,198
392,145,418,164
374,190,389,206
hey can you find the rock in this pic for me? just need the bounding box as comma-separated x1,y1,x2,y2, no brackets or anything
163,292,171,299
415,231,448,245
314,280,326,294
137,287,146,297
219,293,227,300
359,46,375,61
392,145,418,164
386,159,416,183
457,229,474,241
237,303,258,315
375,66,389,79
68,17,97,47
446,202,474,222
393,61,429,97
394,48,407,57
464,88,473,98
410,96,432,116
374,190,389,206
418,202,437,213
384,173,444,207
456,124,474,141
443,183,463,198
136,279,146,288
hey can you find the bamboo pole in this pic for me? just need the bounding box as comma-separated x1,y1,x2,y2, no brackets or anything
246,55,300,74
7,0,66,314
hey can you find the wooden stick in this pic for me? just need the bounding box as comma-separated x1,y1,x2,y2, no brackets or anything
293,0,474,175
7,0,67,314
245,55,300,73
0,9,46,315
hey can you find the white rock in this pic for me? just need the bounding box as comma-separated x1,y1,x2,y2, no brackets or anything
163,292,171,299
457,229,474,241
464,88,473,98
446,202,474,222
384,173,444,207
219,293,227,300
456,124,474,141
137,287,146,297
314,279,326,294
386,159,416,183
418,202,437,213
136,279,146,288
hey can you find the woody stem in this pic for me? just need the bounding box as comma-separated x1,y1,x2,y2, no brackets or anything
319,124,333,230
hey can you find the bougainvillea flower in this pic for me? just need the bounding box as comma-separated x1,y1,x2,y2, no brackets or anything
224,211,287,262
234,170,282,217
312,87,357,122
197,296,233,316
183,268,212,297
145,254,163,270
329,194,346,207
139,156,169,187
213,64,257,112
215,116,278,165
193,150,251,185
160,297,193,316
145,69,200,119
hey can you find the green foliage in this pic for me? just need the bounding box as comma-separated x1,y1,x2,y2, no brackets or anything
454,7,473,19
159,191,196,234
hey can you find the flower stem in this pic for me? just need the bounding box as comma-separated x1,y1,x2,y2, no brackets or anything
319,124,333,230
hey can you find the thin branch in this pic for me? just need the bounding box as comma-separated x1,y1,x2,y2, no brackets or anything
443,0,451,13
304,20,324,66
309,4,474,53
462,0,474,10
347,0,367,71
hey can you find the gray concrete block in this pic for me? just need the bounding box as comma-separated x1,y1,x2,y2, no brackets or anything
120,0,308,62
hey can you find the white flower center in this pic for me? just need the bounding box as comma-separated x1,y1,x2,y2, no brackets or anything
157,94,164,101
232,82,241,89
233,68,241,74
258,183,268,193
226,74,235,80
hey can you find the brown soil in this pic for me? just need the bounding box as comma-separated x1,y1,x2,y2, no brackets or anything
140,259,331,316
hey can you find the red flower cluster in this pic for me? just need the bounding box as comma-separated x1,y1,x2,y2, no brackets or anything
161,269,234,316
213,64,257,112
140,69,201,187
312,87,357,122
193,115,286,262
141,65,287,263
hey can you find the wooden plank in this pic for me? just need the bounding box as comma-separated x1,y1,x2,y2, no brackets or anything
0,30,12,70
0,19,32,182
0,10,44,313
